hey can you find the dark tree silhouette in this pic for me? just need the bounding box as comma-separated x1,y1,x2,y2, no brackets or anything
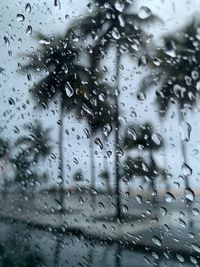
21,30,91,210
140,18,200,194
75,0,160,218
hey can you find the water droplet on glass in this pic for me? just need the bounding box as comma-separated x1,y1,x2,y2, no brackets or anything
16,14,25,22
164,192,176,203
8,98,15,106
196,81,200,91
112,28,120,40
152,236,162,247
122,204,128,213
127,128,137,140
115,1,125,12
180,121,191,142
136,195,142,204
4,37,10,47
25,3,32,13
185,188,195,202
182,163,192,176
151,133,162,146
176,254,185,263
26,25,32,35
191,244,200,253
94,138,103,150
137,92,146,101
138,6,152,20
103,123,112,137
84,128,90,138
65,82,74,97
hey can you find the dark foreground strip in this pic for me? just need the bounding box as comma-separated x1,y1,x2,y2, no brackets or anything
0,215,198,262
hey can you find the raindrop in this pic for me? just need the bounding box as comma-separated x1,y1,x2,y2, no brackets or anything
190,256,198,264
137,92,146,101
152,236,162,247
176,254,184,263
185,188,195,202
192,70,199,80
160,207,167,216
138,6,152,20
115,1,125,12
182,163,192,176
151,133,162,146
4,37,10,47
25,3,32,13
180,121,191,142
118,14,125,27
191,244,200,253
122,204,128,213
8,98,15,106
196,81,200,91
112,28,120,40
65,82,74,97
54,0,61,9
136,195,142,204
98,202,105,209
26,25,32,35
103,123,112,137
16,14,25,22
164,192,176,203
127,128,137,140
94,138,103,150
84,128,90,138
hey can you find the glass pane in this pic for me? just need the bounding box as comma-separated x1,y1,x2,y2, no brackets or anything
0,0,200,266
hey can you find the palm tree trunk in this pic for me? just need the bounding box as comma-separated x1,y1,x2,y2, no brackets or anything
178,105,189,189
178,105,193,227
160,120,170,194
114,45,121,219
149,151,157,205
103,134,110,193
59,94,64,212
90,127,95,205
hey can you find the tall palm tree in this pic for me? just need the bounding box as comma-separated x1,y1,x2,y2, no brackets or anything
75,0,160,218
21,30,91,210
140,18,200,194
81,89,114,202
123,122,164,198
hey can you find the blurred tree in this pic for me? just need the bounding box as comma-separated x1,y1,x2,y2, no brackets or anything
21,30,91,210
75,0,160,218
140,18,200,193
15,121,52,163
12,122,52,195
123,122,165,199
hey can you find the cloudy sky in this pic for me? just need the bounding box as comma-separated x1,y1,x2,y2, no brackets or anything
1,0,200,192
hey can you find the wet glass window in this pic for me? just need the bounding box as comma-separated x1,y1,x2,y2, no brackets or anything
1,0,200,266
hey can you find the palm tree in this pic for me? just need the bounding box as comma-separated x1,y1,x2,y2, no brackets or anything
140,18,200,195
83,95,114,201
75,0,160,218
123,122,164,199
15,121,52,164
21,30,91,210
